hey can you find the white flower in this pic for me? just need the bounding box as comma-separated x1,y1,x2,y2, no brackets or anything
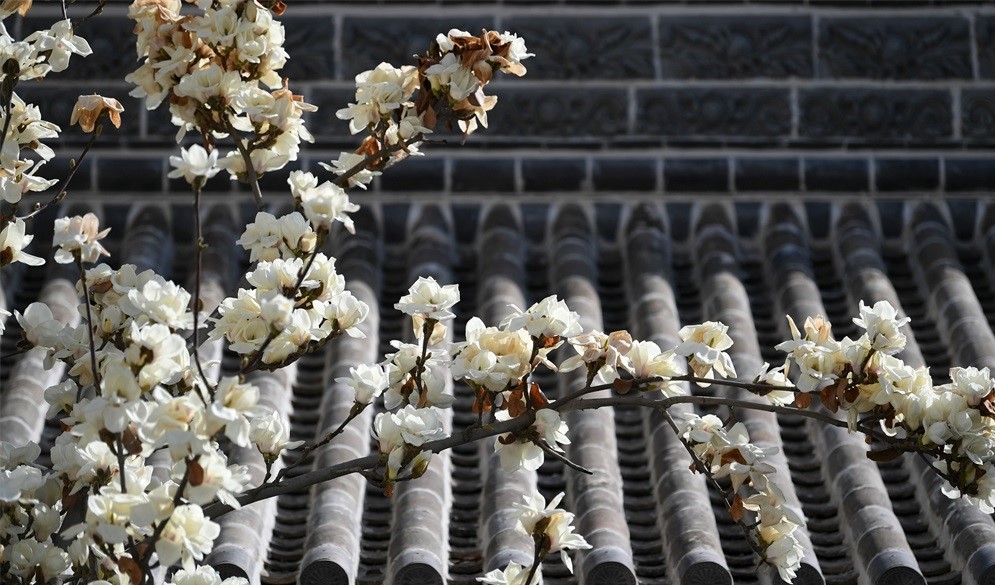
761,525,804,583
27,19,92,72
452,317,532,392
249,411,303,457
52,213,111,264
0,218,44,267
949,366,995,406
288,171,360,233
319,152,380,189
512,491,591,573
15,302,62,347
395,276,460,321
502,295,582,340
476,561,534,585
494,408,570,472
168,565,249,585
156,504,220,569
625,340,684,396
318,291,369,338
7,538,70,581
336,363,388,405
207,377,261,447
0,465,45,502
852,300,910,355
174,451,247,508
374,406,447,488
754,362,795,406
259,293,294,330
675,321,736,382
560,329,633,384
168,144,221,186
236,211,315,262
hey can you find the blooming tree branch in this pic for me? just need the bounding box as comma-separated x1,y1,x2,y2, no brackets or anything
3,4,995,585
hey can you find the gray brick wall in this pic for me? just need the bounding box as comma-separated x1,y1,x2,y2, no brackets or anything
16,2,995,197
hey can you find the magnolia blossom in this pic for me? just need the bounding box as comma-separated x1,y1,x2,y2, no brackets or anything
776,315,843,393
236,211,316,262
15,302,62,347
0,218,45,267
852,300,910,355
249,411,303,458
168,566,249,585
395,276,460,320
502,295,582,340
494,408,570,472
512,491,591,573
52,213,111,264
625,340,684,396
452,317,532,392
675,321,736,382
288,171,359,233
754,362,795,406
336,363,389,405
70,94,124,133
156,504,220,569
476,562,534,585
560,329,633,383
320,152,381,189
27,19,92,72
168,144,221,186
374,405,448,482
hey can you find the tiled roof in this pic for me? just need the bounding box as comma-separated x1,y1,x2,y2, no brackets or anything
2,197,995,585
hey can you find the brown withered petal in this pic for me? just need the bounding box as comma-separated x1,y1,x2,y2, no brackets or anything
794,392,813,409
0,0,32,16
728,494,746,523
71,95,125,133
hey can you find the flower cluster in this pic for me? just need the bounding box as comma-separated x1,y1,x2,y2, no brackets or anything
679,414,804,582
210,250,368,367
127,0,313,178
777,300,995,512
328,29,532,190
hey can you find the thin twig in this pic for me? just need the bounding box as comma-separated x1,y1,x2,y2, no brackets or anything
331,132,424,188
190,180,216,399
225,120,263,208
272,402,367,484
76,255,102,396
18,132,98,221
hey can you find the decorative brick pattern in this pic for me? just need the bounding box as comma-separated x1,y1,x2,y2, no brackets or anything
487,88,629,138
504,17,654,79
976,16,995,79
659,17,812,79
637,88,791,137
281,17,337,80
818,18,972,79
340,17,493,79
6,3,992,195
962,90,995,139
799,89,952,141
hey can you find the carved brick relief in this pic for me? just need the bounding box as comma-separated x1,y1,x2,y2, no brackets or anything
503,18,654,79
818,18,972,79
341,17,493,79
280,18,336,80
962,90,995,139
637,88,791,137
977,17,995,79
487,88,629,137
799,89,952,140
659,17,812,78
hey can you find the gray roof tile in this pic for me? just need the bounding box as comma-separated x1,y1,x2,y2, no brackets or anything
5,197,995,584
